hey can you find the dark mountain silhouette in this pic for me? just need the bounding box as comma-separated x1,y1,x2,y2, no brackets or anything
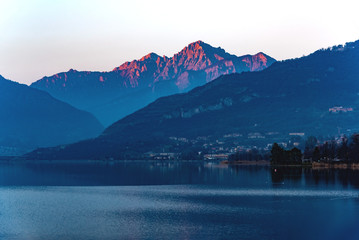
0,75,103,155
31,41,275,126
26,40,359,160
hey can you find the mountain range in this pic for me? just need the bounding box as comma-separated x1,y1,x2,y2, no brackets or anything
0,75,103,155
31,41,275,126
26,40,359,160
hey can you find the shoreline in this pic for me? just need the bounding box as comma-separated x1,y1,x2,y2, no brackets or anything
221,160,359,170
0,158,217,164
221,160,270,166
312,162,359,170
2,158,359,170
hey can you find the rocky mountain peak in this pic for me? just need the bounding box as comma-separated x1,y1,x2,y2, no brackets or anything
139,52,161,61
31,41,276,126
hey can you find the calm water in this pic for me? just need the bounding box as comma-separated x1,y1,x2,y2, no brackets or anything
0,161,359,240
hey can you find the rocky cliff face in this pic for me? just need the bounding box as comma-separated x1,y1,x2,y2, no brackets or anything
112,41,274,90
31,41,275,126
112,53,168,88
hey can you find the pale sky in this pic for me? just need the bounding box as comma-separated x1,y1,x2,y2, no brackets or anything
1,0,359,85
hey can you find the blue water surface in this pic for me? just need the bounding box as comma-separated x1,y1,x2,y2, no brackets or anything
0,161,358,240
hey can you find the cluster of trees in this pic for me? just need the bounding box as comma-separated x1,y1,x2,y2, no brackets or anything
304,134,359,163
228,148,270,161
270,143,303,165
270,134,359,165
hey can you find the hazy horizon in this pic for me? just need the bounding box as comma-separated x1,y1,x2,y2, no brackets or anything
1,0,359,85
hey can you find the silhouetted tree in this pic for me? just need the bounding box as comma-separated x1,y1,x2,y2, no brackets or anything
321,141,330,161
337,136,348,161
304,136,317,159
228,152,240,161
289,147,302,163
328,139,337,161
271,143,285,164
349,134,359,163
312,146,321,162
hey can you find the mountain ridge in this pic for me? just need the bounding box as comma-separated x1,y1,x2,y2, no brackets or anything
31,41,276,126
25,39,359,160
0,74,104,155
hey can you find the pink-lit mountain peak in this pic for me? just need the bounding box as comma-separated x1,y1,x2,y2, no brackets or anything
109,40,275,90
31,40,276,126
35,41,274,93
184,40,234,56
253,52,268,60
139,52,161,61
112,40,236,73
112,52,167,72
178,40,235,59
165,40,237,72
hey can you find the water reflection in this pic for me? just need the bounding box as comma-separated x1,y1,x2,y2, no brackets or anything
0,161,358,189
270,166,359,189
1,161,359,240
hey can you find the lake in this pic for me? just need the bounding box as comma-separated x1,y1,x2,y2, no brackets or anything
0,161,358,240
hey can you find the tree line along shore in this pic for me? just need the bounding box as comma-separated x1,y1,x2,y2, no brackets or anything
225,134,359,169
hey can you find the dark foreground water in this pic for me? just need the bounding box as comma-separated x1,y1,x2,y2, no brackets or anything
0,161,359,240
